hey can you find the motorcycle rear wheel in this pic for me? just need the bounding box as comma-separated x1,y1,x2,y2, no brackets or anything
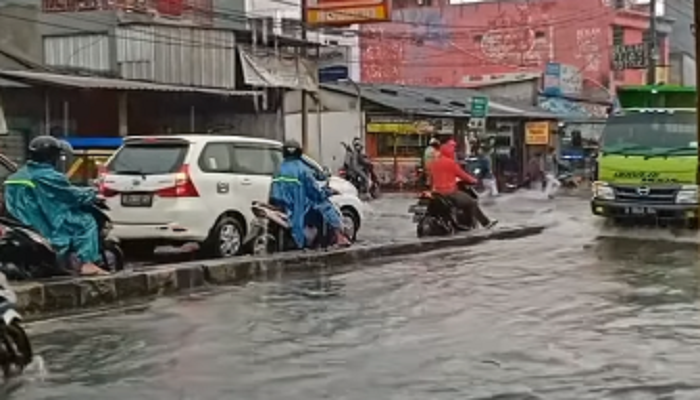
252,234,278,255
102,242,125,272
0,321,32,378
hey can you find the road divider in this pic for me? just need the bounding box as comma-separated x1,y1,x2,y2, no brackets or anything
14,224,545,317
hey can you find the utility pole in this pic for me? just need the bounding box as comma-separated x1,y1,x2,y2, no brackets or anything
300,0,309,152
646,0,657,85
695,0,700,215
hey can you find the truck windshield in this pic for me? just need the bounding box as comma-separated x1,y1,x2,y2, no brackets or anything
602,112,697,155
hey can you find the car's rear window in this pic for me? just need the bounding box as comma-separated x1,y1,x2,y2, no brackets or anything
107,144,188,175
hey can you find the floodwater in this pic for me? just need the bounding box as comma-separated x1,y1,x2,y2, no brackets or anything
7,194,700,400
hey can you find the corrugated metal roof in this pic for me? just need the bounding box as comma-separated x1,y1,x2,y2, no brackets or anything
0,70,260,96
322,82,556,119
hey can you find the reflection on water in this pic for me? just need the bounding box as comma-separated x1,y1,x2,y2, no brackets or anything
8,198,700,400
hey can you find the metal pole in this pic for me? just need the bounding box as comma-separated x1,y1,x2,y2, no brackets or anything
646,0,657,85
62,100,69,137
694,0,700,229
300,1,309,152
190,105,195,132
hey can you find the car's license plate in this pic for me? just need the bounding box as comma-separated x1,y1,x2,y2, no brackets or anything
627,206,655,215
121,193,153,207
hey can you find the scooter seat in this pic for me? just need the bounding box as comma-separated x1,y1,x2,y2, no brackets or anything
252,201,281,211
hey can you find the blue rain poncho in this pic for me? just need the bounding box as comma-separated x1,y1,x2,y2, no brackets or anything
270,158,343,248
4,161,101,264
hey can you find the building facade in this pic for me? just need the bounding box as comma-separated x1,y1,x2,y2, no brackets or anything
665,0,695,86
359,0,671,90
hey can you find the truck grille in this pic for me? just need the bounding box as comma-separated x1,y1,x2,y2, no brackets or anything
613,186,678,203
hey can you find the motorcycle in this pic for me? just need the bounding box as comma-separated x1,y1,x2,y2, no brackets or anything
0,273,32,378
0,199,124,280
408,181,478,237
243,192,356,255
558,172,579,189
340,142,380,199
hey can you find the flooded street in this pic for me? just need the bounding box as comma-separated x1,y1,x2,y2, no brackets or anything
8,193,700,400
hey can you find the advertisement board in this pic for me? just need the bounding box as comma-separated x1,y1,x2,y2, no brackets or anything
525,121,550,145
543,62,582,96
305,0,391,26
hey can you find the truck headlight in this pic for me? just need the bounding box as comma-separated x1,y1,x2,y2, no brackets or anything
676,185,698,204
593,181,614,200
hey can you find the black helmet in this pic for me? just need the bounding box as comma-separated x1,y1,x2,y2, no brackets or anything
352,137,363,150
282,140,303,159
28,135,71,165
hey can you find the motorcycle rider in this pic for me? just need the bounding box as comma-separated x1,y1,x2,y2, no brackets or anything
350,137,377,194
542,146,562,199
429,140,498,229
271,140,351,248
4,136,108,276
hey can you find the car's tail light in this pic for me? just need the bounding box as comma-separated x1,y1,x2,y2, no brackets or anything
157,165,199,197
418,191,432,199
96,166,118,198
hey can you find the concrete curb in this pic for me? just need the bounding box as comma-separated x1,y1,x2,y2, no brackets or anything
13,224,544,317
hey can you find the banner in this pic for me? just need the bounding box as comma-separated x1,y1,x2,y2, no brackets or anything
305,0,391,26
525,121,550,145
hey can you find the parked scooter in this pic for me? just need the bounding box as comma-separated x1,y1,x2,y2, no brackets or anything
340,141,380,199
408,181,478,237
0,198,124,280
0,273,32,378
243,196,357,255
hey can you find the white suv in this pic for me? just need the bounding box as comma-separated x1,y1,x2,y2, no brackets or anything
98,135,364,258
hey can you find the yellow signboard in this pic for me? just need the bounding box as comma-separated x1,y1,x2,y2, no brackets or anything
306,0,390,26
367,120,435,134
525,121,550,145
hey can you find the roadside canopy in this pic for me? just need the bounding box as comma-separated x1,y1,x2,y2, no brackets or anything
0,70,261,97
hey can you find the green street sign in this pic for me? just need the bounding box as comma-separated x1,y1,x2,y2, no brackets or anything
470,96,489,118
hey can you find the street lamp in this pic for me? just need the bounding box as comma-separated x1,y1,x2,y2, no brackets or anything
338,78,363,141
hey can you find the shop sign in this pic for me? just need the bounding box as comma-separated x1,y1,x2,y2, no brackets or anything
366,120,435,134
305,0,391,26
525,121,550,145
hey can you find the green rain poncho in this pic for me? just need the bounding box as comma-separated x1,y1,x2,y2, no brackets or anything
4,161,101,265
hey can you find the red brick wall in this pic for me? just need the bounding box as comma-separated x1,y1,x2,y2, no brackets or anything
360,0,662,89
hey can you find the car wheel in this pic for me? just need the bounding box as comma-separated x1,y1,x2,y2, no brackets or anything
340,207,359,242
207,216,244,258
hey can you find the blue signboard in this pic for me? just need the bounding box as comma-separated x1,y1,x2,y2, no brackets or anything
65,137,123,150
319,66,349,83
543,62,562,96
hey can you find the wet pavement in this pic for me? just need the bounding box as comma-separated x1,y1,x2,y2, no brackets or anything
8,191,700,399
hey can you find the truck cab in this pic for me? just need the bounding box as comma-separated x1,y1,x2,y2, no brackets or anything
591,85,698,225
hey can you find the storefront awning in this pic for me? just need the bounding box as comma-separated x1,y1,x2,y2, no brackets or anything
0,70,261,97
238,46,317,92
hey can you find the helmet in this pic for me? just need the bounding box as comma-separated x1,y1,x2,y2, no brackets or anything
352,137,363,150
28,135,71,165
429,138,440,147
282,140,303,159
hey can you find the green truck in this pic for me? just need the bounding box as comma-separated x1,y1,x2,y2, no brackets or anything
591,85,698,225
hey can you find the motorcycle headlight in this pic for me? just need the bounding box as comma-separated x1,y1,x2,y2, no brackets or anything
676,185,698,204
593,181,615,200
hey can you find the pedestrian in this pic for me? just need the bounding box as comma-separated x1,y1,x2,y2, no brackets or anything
542,146,561,199
477,146,498,197
422,137,440,187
